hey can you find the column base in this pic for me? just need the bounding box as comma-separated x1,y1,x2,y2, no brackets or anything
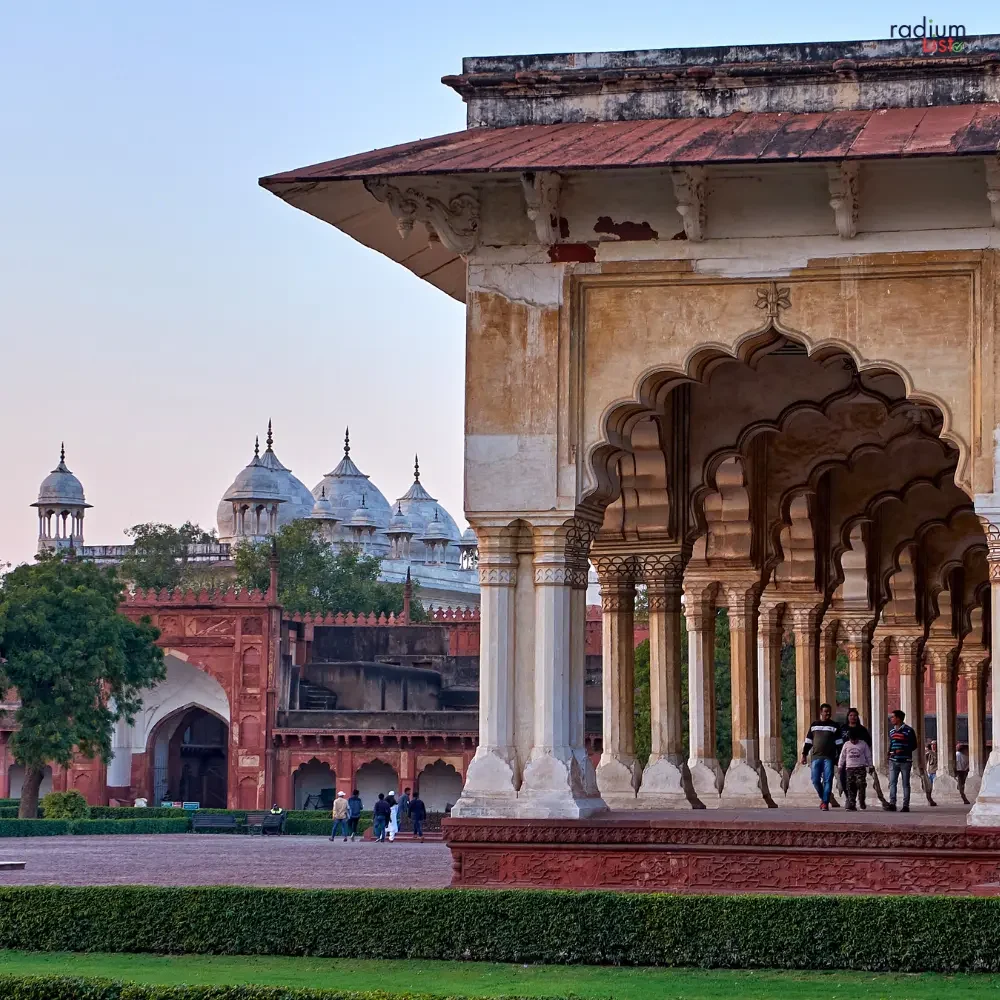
964,773,982,805
451,747,519,819
933,772,965,806
968,752,1000,825
635,756,693,809
784,762,823,806
571,748,600,799
518,750,608,819
759,764,785,802
688,758,722,808
720,759,771,808
596,753,640,809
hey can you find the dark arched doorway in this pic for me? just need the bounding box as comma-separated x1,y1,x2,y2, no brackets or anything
150,706,228,807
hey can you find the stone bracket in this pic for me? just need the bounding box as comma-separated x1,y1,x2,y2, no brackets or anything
827,161,859,239
671,167,706,241
520,171,561,244
364,179,480,254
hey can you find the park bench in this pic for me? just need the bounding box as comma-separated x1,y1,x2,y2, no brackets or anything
261,811,285,836
245,811,266,835
191,813,239,834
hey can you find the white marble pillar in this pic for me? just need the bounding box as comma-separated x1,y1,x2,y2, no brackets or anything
594,556,640,807
637,552,689,808
929,638,963,805
685,581,721,807
452,533,519,817
756,599,785,803
568,545,600,800
843,616,874,727
965,661,988,803
820,620,839,711
869,637,891,789
519,525,606,818
721,580,768,808
785,603,823,804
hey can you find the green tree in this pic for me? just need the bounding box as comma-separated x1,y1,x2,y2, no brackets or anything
0,554,164,818
234,520,425,619
119,522,217,591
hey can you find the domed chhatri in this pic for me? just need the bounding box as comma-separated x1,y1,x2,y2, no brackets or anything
394,455,463,565
32,443,91,551
217,421,314,540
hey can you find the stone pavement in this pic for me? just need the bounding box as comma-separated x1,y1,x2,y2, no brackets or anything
0,836,454,888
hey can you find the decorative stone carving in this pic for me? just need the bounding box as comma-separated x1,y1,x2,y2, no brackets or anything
670,166,706,241
520,171,561,244
827,161,860,238
364,179,480,254
755,282,791,320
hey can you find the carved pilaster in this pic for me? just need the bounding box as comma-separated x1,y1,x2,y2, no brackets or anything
520,171,561,244
827,161,860,239
671,167,706,241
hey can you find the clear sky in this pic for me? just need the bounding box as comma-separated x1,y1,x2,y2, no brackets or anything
1,1,996,567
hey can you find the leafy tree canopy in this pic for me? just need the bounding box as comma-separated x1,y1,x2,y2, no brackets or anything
119,522,217,591
0,554,165,817
233,521,425,619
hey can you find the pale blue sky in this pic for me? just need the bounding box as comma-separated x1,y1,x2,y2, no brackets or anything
1,2,996,565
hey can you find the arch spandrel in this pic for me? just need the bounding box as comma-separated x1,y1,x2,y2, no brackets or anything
580,263,981,505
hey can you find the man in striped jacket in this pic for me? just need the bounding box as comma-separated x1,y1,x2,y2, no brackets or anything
800,703,844,811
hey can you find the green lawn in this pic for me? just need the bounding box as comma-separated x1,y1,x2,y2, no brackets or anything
1,952,1000,999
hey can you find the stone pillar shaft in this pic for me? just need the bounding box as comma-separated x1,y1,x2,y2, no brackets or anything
870,640,890,774
928,637,963,805
970,562,1000,824
842,618,874,726
820,624,839,710
721,581,767,807
757,602,784,789
685,584,720,806
452,541,518,817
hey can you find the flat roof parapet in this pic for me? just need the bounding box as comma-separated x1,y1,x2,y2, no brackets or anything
444,36,1000,126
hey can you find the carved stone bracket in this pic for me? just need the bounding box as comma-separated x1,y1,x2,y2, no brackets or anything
520,171,561,244
827,161,860,239
671,167,706,241
985,157,1000,229
364,179,480,254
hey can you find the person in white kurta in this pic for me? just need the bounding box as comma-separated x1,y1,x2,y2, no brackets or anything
387,791,399,842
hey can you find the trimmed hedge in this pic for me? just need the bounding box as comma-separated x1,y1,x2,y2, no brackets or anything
0,819,188,837
0,980,490,1000
88,807,188,821
0,807,18,819
1,886,1000,973
0,798,18,807
0,820,71,837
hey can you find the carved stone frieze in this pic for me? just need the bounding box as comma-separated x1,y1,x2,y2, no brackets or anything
827,161,860,239
478,565,517,587
364,179,480,254
670,166,706,241
520,170,561,244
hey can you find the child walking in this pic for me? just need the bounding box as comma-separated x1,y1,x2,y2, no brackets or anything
838,731,873,811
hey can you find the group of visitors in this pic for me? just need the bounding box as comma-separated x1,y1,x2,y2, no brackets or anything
330,786,427,843
802,704,918,812
923,739,971,795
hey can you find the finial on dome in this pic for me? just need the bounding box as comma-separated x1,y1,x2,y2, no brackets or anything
266,420,273,450
60,442,66,464
360,492,367,508
414,454,420,482
344,427,350,457
320,486,327,499
397,501,403,514
254,436,260,458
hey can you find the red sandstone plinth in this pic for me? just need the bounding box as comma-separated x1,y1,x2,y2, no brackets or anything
444,809,1000,895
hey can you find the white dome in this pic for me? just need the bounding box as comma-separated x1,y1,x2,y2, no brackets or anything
221,440,284,503
218,424,314,539
393,457,462,564
311,430,392,554
386,502,413,537
347,495,378,530
311,486,338,521
32,446,90,509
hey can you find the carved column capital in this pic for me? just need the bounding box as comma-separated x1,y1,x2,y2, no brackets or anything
757,600,786,635
788,603,824,634
683,579,717,631
638,550,686,591
840,614,875,645
475,529,518,588
895,635,924,674
722,580,761,632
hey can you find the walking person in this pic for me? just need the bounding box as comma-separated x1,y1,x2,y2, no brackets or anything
885,709,919,812
373,793,391,842
801,703,844,810
926,741,938,789
330,790,350,841
838,729,873,811
346,788,363,841
386,791,399,842
398,787,411,832
409,790,427,841
956,743,970,801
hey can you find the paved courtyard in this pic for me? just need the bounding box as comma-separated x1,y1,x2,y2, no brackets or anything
0,836,454,888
